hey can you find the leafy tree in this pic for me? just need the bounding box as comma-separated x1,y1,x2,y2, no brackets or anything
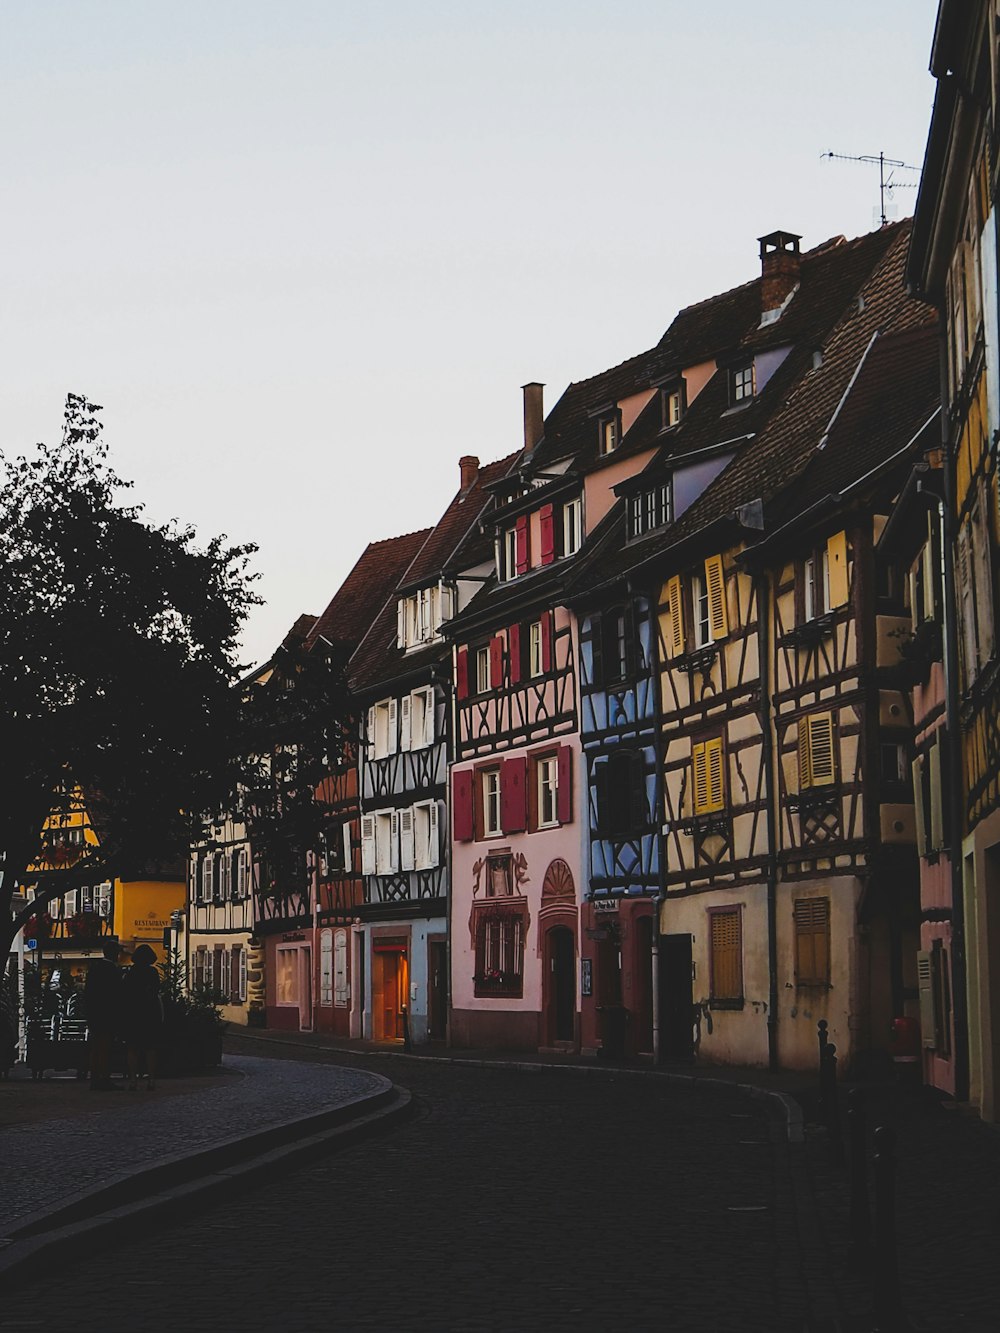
0,394,259,962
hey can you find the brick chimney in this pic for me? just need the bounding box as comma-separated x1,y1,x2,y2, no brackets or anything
758,230,802,313
459,455,479,492
522,382,545,453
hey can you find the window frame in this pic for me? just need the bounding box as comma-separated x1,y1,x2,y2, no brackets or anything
561,498,582,557
534,753,560,830
528,620,543,678
475,645,491,695
473,900,526,998
731,362,755,404
480,767,502,838
598,413,620,455
708,905,744,1007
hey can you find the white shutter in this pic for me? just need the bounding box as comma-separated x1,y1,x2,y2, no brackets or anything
64,889,78,916
361,815,376,875
397,598,406,649
423,686,436,746
439,583,455,624
929,739,944,852
400,808,415,871
922,515,936,622
400,695,412,751
428,801,440,867
238,848,249,897
912,756,927,858
389,810,400,872
201,857,213,903
220,852,231,901
387,698,398,755
320,928,333,1006
366,707,375,754
334,929,349,1007
342,823,352,873
239,947,247,1001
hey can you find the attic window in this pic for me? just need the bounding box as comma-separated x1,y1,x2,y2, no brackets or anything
599,415,620,455
731,363,755,404
662,385,684,429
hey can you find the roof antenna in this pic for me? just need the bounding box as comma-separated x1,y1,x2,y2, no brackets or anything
821,150,921,227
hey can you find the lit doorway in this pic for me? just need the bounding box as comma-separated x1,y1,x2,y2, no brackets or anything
373,944,409,1042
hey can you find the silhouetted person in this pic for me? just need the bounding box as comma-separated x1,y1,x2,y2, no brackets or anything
85,941,122,1090
122,944,162,1091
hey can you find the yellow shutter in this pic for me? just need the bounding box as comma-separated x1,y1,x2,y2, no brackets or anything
794,898,830,984
827,530,849,608
705,555,728,640
705,736,725,812
692,742,708,813
912,755,927,858
806,713,835,786
798,722,811,790
710,909,742,1000
667,575,685,657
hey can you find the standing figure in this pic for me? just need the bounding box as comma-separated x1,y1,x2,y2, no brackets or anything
84,942,122,1091
122,944,163,1091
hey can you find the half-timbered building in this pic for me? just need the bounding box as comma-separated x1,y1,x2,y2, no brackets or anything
907,0,1000,1116
349,455,517,1045
187,812,254,1025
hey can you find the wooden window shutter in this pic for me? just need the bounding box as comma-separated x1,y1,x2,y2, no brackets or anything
508,623,522,684
957,522,977,682
342,823,352,873
705,555,728,640
797,722,811,792
389,811,400,873
230,946,241,1003
360,815,376,874
692,742,709,814
428,802,440,867
917,950,937,1048
801,713,835,788
366,706,376,753
397,599,406,648
827,531,849,608
453,770,474,842
541,612,553,672
515,514,530,575
710,910,742,1000
500,756,528,834
423,687,435,746
922,517,936,622
387,698,398,755
705,737,725,811
912,755,927,857
399,808,415,871
794,898,830,985
539,503,556,565
557,745,573,825
456,648,470,700
400,695,412,752
929,739,944,851
666,576,685,657
489,635,505,689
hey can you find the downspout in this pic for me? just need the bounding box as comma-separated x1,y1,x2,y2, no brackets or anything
935,314,971,1103
758,568,780,1071
645,578,668,1066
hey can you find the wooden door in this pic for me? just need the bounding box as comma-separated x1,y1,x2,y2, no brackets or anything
659,933,693,1061
545,926,576,1045
374,949,408,1042
428,940,448,1041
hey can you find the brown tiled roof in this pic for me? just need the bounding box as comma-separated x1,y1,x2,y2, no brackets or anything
305,528,432,654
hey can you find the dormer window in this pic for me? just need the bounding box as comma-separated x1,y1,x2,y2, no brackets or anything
499,527,517,582
731,363,755,404
560,498,582,557
662,385,684,429
396,584,454,649
628,481,672,539
599,414,620,455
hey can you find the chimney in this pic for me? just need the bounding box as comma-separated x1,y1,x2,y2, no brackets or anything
758,230,802,313
459,455,480,492
522,382,545,453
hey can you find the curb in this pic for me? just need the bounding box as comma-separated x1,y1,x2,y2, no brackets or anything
229,1030,806,1143
0,1077,413,1288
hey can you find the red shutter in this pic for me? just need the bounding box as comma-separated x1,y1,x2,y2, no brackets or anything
508,623,522,684
453,769,474,841
456,647,469,700
541,612,553,672
539,504,555,565
501,756,527,833
515,514,530,575
557,745,573,824
490,635,505,688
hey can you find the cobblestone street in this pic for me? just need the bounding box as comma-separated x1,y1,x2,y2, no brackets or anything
0,1035,817,1333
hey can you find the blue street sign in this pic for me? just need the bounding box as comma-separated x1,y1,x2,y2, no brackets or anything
26,938,38,950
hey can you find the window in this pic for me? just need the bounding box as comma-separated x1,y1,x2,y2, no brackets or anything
794,898,830,987
662,385,684,428
709,908,743,1005
599,415,620,455
320,929,333,1006
474,903,525,997
370,698,397,759
880,741,909,789
803,551,829,620
694,571,712,648
276,948,299,1005
413,801,440,870
597,606,635,685
692,737,725,815
528,621,543,677
535,755,559,828
918,941,952,1055
374,810,399,875
561,498,583,557
481,768,501,837
628,482,672,539
595,749,647,838
200,856,214,904
731,363,754,403
913,734,948,857
798,712,836,791
476,646,491,694
96,883,112,917
407,686,435,749
499,526,518,582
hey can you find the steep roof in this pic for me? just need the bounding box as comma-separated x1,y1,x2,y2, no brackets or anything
305,528,431,654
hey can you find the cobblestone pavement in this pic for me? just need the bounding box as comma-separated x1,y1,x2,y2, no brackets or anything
0,1054,384,1233
2,1033,833,1333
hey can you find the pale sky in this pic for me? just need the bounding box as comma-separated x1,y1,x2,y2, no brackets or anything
1,0,940,669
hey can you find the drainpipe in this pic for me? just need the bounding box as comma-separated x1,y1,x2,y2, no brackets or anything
933,314,970,1102
757,568,780,1071
644,578,669,1067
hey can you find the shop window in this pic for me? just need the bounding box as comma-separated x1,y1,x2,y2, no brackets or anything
793,897,830,987
276,948,300,1005
474,903,525,997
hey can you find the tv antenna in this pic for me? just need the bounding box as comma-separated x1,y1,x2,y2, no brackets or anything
821,150,921,227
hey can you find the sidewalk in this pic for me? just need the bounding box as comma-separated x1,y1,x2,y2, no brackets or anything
0,1052,409,1287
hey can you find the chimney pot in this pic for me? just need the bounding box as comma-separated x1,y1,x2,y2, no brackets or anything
522,382,545,453
758,229,802,312
459,455,480,492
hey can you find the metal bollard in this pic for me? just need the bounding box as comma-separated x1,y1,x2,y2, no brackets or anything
847,1087,870,1267
871,1125,905,1333
824,1041,844,1165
